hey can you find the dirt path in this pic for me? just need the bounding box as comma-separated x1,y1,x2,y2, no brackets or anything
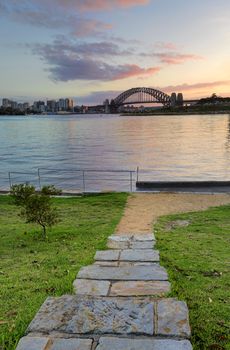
115,193,230,234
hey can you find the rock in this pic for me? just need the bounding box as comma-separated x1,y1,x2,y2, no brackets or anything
50,338,93,350
16,337,50,350
157,299,191,338
77,265,168,281
120,249,159,262
73,279,110,296
107,234,155,249
94,261,119,266
95,250,120,261
130,241,154,249
96,337,192,350
27,295,154,336
110,281,171,296
16,337,93,350
113,233,155,241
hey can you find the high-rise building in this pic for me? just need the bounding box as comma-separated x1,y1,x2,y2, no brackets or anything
47,100,56,112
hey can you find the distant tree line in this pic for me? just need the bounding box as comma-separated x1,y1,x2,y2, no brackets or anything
198,94,230,105
0,107,26,115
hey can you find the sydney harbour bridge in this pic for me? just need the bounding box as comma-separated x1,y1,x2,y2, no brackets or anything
98,87,198,113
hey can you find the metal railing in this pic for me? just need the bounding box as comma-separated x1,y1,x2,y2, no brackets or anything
7,168,138,193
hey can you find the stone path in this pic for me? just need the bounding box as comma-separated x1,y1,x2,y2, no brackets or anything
16,232,193,349
115,193,230,234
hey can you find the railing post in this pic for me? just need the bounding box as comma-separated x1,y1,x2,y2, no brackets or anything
82,170,86,193
38,168,41,190
130,171,133,192
8,172,12,189
137,166,139,183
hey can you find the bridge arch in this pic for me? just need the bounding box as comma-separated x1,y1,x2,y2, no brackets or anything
113,87,171,107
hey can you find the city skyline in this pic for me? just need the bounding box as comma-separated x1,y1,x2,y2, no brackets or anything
0,0,229,104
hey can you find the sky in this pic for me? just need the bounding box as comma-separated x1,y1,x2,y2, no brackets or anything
0,0,230,105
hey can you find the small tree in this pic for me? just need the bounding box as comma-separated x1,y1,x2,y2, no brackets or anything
10,184,61,239
10,184,36,206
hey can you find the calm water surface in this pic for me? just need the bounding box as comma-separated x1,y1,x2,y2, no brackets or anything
0,114,230,191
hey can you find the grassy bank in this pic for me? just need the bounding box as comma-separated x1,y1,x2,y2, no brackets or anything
155,205,230,350
0,193,127,350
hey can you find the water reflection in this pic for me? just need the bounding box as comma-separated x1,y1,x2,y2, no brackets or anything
0,114,230,190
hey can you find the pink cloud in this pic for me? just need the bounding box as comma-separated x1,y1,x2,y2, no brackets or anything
155,52,203,65
56,0,149,11
155,42,178,50
114,65,161,80
162,80,230,93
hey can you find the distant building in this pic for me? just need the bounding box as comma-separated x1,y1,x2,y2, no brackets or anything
33,101,45,113
177,93,184,106
170,93,177,107
47,100,57,112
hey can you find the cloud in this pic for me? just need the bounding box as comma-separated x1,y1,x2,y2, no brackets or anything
162,80,230,93
32,38,160,82
142,50,203,65
155,42,178,50
48,57,160,82
155,52,203,65
0,0,112,37
56,0,149,11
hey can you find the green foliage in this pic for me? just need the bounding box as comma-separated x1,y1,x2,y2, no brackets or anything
10,184,35,206
21,195,59,239
10,184,61,238
40,185,62,196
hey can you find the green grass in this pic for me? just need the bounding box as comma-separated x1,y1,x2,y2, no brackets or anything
155,205,230,350
0,193,128,350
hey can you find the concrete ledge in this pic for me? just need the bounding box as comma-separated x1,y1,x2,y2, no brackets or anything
136,181,230,193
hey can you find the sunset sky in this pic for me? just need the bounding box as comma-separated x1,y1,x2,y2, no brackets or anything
0,0,229,104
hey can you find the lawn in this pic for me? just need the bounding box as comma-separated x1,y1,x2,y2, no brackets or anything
0,193,128,350
155,204,230,350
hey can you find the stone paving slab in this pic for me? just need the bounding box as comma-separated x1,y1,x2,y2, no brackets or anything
27,295,190,338
77,265,168,281
16,336,93,350
110,281,171,296
157,299,191,338
107,235,155,250
113,233,155,241
95,250,120,261
27,295,154,336
73,279,110,296
120,249,159,262
94,261,119,266
96,337,192,350
95,249,159,262
16,337,50,350
119,262,159,267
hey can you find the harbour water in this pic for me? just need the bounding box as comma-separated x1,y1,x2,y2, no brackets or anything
0,113,230,192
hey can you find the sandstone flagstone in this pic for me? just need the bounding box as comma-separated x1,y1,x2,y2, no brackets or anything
27,295,154,336
77,265,168,281
119,249,159,262
114,233,155,241
95,250,120,261
107,234,155,249
16,337,50,350
16,337,93,350
96,337,192,350
110,281,171,296
73,279,110,296
157,299,191,338
94,261,119,266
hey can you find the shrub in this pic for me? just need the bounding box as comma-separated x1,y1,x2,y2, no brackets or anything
10,184,60,238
